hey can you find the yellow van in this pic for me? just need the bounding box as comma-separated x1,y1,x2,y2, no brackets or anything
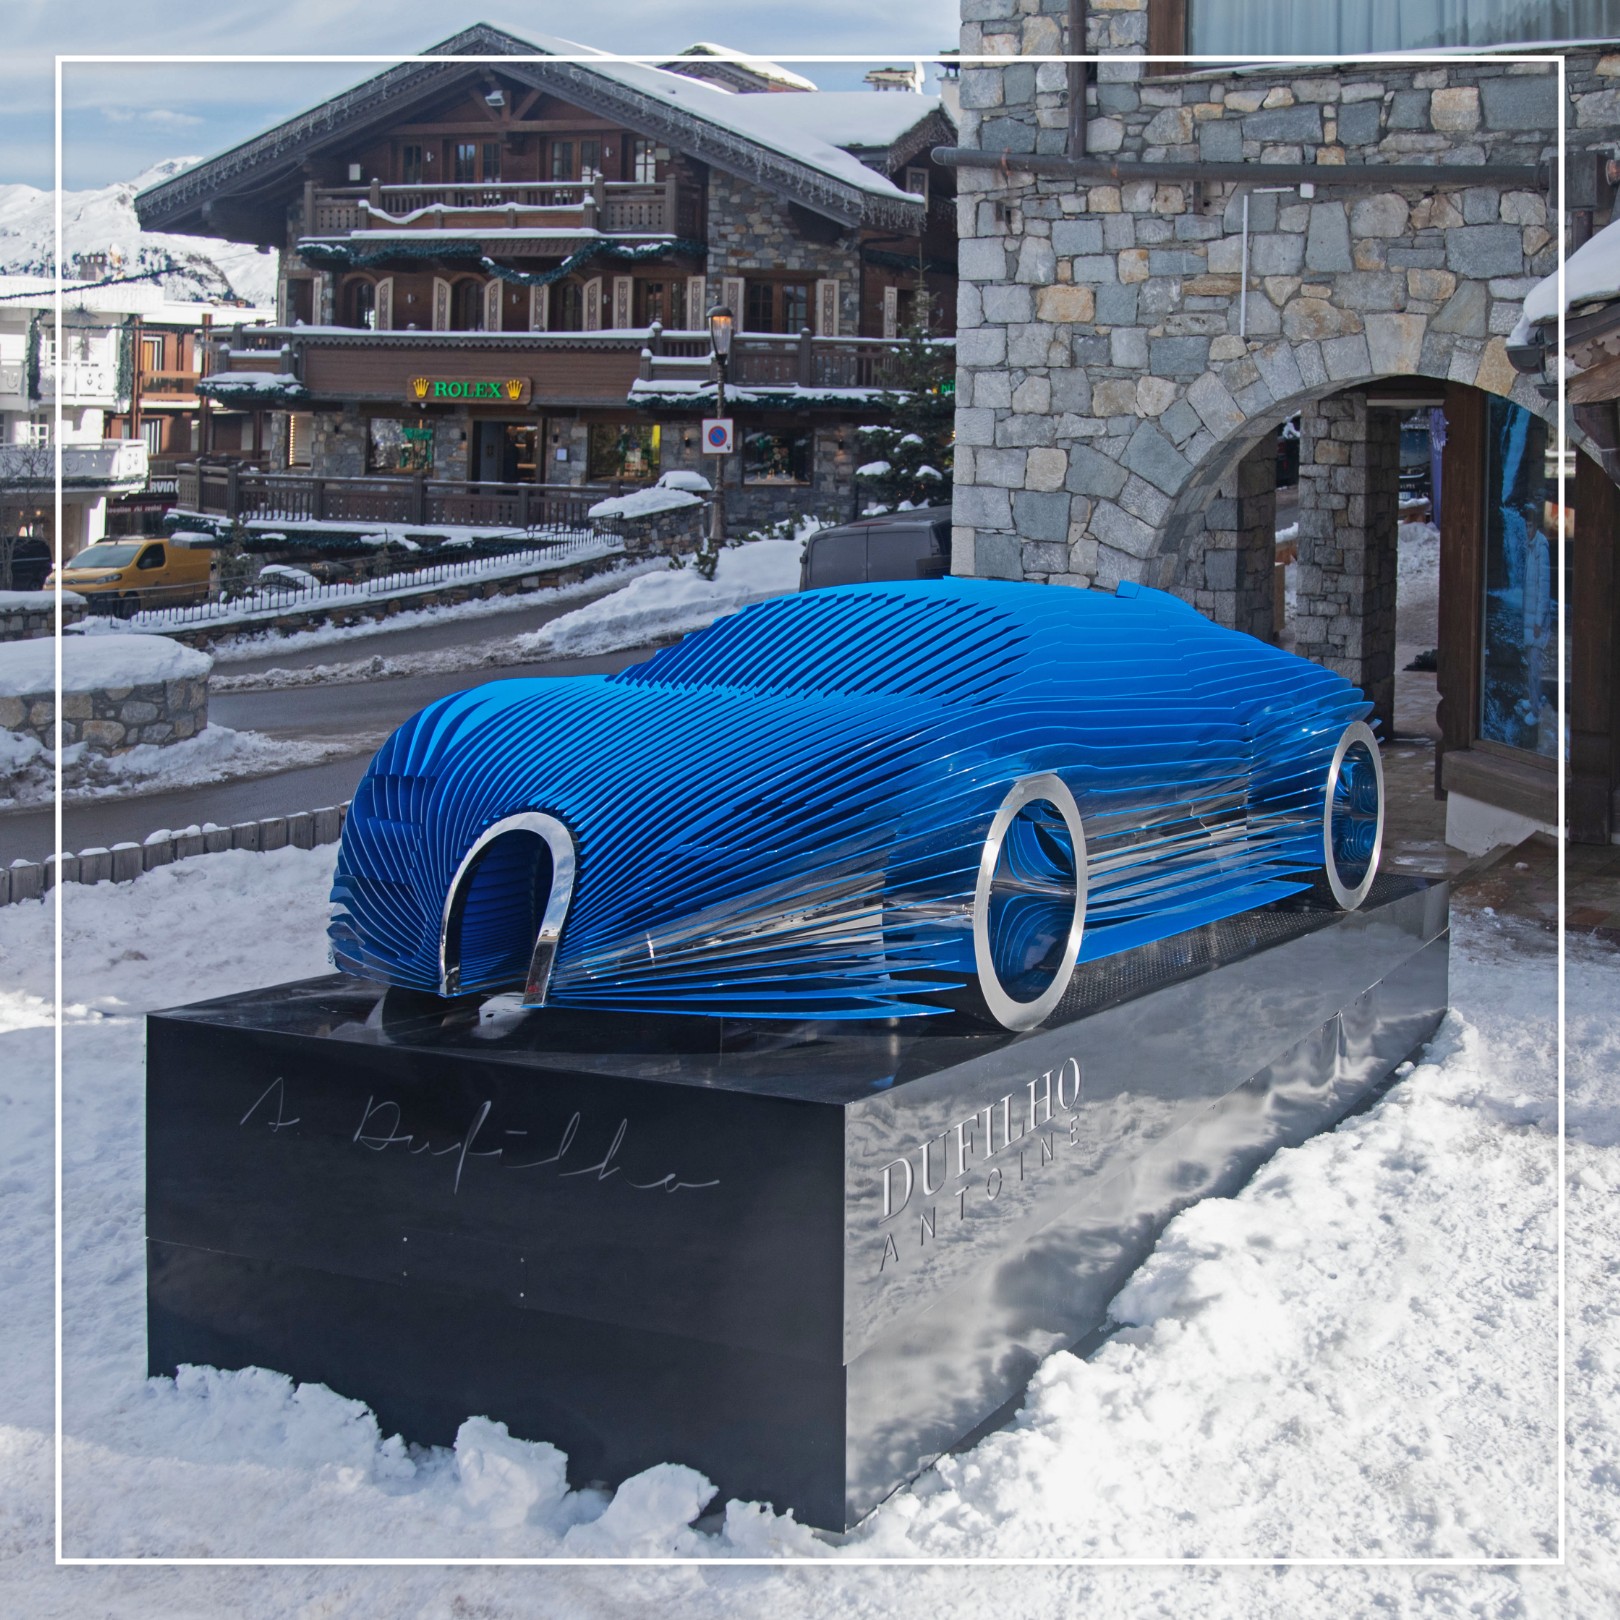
48,537,214,617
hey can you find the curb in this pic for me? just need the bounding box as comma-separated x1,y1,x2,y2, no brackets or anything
2,802,349,906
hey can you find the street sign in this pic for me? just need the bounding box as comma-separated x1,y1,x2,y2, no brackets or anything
701,418,735,454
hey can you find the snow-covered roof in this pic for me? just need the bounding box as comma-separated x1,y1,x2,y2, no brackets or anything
666,44,819,94
0,272,273,325
136,24,928,239
1513,216,1620,341
705,91,948,157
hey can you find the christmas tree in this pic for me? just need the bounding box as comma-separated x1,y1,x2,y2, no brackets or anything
853,291,954,515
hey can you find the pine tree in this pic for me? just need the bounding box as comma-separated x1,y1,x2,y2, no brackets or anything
853,291,954,515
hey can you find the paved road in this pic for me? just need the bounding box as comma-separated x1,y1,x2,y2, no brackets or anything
0,641,657,865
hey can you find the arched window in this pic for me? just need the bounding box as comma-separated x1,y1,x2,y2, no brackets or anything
344,278,376,330
451,278,484,332
553,281,584,333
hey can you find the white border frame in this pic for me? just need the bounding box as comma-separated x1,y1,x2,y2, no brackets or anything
50,43,1568,1570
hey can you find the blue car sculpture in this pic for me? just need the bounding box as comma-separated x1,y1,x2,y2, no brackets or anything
329,578,1384,1031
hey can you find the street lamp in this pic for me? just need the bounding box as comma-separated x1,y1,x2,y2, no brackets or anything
703,304,733,575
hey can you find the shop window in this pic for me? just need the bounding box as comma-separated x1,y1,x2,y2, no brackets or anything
343,279,377,330
742,430,811,485
1478,397,1570,761
370,418,433,474
450,279,484,332
401,143,423,185
587,423,660,482
635,281,668,327
629,138,656,183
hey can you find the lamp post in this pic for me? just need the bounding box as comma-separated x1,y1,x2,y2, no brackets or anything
703,303,733,579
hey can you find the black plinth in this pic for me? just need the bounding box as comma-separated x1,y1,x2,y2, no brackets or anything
147,875,1448,1532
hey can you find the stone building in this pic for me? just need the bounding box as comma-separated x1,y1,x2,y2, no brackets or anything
135,23,958,533
945,0,1620,848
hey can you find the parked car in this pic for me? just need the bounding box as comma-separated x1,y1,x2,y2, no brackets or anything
800,507,952,591
47,537,213,617
330,578,1384,1031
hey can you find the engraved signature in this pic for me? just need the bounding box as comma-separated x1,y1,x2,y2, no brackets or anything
239,1079,719,1197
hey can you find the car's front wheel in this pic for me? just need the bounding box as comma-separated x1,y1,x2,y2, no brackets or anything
971,772,1088,1031
1322,720,1384,910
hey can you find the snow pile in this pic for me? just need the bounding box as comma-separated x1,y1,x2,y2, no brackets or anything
0,840,1610,1602
657,469,713,494
0,589,83,610
0,158,276,306
512,537,803,661
1514,214,1620,339
588,485,704,522
0,723,354,810
0,632,210,697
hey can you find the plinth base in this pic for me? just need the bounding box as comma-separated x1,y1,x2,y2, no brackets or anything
147,875,1448,1531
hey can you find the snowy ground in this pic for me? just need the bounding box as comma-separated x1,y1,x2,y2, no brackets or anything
0,723,359,811
1,843,1616,1613
213,540,806,692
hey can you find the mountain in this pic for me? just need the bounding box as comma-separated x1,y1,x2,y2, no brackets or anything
0,159,278,308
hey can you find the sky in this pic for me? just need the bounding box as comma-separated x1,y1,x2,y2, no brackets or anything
4,0,964,192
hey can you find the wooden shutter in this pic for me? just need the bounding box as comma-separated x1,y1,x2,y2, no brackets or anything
484,279,503,333
583,277,604,331
882,285,899,340
529,283,549,332
612,275,633,329
685,275,707,332
374,277,393,332
432,276,451,332
721,275,745,329
816,280,840,337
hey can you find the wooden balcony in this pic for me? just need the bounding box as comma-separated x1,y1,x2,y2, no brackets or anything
307,177,698,240
138,369,200,400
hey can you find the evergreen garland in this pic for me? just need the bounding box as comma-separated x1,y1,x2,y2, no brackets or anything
113,317,135,410
297,236,705,288
24,311,41,403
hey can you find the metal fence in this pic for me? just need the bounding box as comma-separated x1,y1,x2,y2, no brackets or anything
101,528,607,630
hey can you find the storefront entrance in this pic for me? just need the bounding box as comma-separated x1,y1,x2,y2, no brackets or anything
473,421,539,484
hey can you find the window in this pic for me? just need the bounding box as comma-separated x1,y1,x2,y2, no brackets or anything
401,143,423,185
745,281,812,335
903,166,928,198
454,143,478,183
137,543,166,571
451,279,484,332
550,140,574,181
343,279,377,330
580,138,602,181
629,137,656,183
742,431,811,485
1188,0,1620,51
141,419,162,455
1478,398,1570,761
553,281,584,332
24,414,49,446
370,418,433,474
634,281,668,327
140,335,163,375
587,422,660,482
482,142,502,184
287,412,312,468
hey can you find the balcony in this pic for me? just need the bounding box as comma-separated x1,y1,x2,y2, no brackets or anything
306,177,700,242
0,438,148,491
139,369,200,402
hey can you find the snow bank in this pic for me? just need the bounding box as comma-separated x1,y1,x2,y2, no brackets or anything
0,835,1609,1606
588,485,703,522
0,589,83,609
512,538,803,661
0,633,210,697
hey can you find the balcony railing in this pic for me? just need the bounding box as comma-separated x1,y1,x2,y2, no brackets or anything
0,439,148,488
308,176,697,239
139,369,200,399
175,465,624,532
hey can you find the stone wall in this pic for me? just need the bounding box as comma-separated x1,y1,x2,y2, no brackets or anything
706,172,863,335
949,28,1605,595
1,670,208,755
0,594,86,642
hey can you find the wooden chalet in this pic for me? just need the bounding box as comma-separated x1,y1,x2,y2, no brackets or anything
134,24,957,530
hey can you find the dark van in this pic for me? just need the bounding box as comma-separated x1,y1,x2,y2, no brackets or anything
799,507,952,591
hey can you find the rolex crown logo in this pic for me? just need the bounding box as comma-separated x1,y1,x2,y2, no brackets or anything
505,378,523,400
411,376,429,399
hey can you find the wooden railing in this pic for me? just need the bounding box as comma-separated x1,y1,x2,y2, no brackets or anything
639,330,946,391
308,177,694,238
176,465,625,532
139,369,200,398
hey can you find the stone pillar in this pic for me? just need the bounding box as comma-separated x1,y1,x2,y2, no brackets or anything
1176,438,1277,641
1294,393,1400,734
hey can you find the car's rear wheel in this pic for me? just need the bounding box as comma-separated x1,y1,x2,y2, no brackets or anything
1322,720,1384,910
972,773,1088,1031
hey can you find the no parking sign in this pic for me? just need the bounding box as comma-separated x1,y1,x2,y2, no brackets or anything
701,418,734,454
